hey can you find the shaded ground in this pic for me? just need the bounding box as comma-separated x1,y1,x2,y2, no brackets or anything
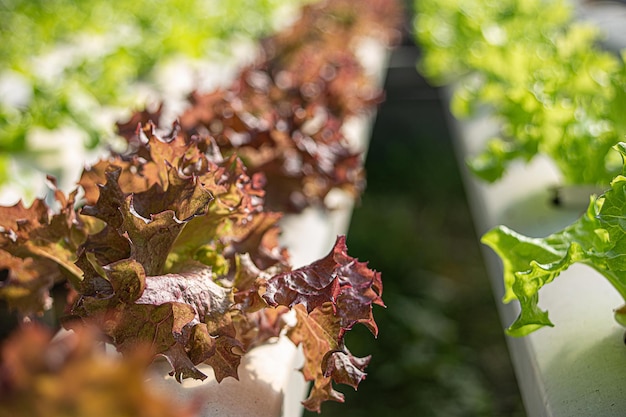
303,35,527,417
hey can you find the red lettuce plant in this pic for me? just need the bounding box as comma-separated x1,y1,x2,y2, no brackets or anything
0,1,401,413
117,0,403,213
0,123,383,413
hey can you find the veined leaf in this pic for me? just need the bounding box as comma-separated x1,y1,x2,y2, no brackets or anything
483,143,626,336
263,236,383,412
0,179,90,316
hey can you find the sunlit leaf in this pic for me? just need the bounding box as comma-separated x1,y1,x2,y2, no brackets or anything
482,143,626,335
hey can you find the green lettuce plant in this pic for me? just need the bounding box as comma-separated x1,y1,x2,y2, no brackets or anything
413,0,626,186
482,143,626,336
413,0,626,340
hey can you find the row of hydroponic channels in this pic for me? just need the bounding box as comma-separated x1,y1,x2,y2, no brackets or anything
414,0,626,341
0,1,403,416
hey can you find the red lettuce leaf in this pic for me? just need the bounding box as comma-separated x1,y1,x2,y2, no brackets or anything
68,125,291,382
204,334,245,383
0,179,90,316
0,324,199,417
262,236,383,412
263,235,383,331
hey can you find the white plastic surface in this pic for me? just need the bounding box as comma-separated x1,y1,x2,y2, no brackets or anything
450,101,626,416
147,335,308,417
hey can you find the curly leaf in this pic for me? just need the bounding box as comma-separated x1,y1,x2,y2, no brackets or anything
483,144,626,336
264,236,383,412
0,252,59,315
79,158,151,205
263,235,383,330
204,335,245,382
263,249,341,313
0,180,88,316
322,349,370,390
104,258,146,303
90,168,212,276
110,302,196,358
162,342,209,382
289,304,372,413
290,304,344,411
76,261,238,381
136,264,233,329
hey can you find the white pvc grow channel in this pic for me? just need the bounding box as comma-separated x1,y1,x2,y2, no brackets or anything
452,112,626,417
448,2,626,415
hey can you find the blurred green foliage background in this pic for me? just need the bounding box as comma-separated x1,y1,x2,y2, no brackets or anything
0,0,307,196
413,0,626,186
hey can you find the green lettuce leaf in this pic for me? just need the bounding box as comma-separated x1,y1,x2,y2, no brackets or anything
482,143,626,336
